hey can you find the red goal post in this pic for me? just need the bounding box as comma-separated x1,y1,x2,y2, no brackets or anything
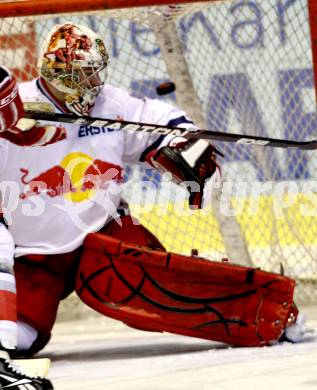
308,1,317,105
1,0,317,305
0,0,218,17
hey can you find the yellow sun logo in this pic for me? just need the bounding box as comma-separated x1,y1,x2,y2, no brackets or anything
60,152,96,202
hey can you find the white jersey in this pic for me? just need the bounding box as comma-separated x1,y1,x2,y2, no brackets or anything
0,79,194,257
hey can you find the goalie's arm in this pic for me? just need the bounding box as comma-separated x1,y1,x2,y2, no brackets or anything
0,66,24,132
0,66,66,147
122,96,197,163
120,97,220,208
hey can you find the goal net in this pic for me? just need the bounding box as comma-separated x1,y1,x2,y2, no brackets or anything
1,0,316,304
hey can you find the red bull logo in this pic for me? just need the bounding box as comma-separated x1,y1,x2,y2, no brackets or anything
80,159,123,192
20,166,75,199
19,152,123,202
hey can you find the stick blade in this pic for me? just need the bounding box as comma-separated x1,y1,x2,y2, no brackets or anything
23,102,55,113
13,358,51,377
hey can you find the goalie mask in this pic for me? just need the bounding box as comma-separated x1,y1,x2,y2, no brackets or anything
38,23,109,116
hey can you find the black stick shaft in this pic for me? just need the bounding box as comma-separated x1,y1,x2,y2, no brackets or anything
23,110,317,150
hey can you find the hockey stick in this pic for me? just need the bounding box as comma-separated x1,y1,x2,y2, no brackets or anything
23,109,317,150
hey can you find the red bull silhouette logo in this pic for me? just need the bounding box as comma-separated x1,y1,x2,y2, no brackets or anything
19,153,123,201
20,166,75,199
81,159,123,191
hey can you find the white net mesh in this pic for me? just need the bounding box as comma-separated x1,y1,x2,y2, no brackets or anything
1,0,317,303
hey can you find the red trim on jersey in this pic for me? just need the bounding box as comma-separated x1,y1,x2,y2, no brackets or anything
37,77,68,113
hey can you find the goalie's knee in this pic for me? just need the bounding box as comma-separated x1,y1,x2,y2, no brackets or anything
100,215,165,250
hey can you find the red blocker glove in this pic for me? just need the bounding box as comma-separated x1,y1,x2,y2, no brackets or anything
0,66,24,131
146,138,222,208
0,66,66,147
1,118,66,147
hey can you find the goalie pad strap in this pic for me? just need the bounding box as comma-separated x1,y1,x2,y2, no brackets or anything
76,233,296,347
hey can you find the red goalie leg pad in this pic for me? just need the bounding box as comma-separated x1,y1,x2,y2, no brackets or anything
76,233,296,347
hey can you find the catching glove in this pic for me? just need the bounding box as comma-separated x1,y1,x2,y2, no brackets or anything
146,137,222,208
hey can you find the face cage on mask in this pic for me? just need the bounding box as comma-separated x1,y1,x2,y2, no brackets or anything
69,61,108,98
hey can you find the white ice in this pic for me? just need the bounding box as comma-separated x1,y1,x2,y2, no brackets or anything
40,305,317,390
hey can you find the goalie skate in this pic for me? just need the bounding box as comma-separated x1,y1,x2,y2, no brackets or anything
0,355,53,390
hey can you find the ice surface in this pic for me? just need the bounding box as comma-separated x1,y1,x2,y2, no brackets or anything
40,305,317,390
